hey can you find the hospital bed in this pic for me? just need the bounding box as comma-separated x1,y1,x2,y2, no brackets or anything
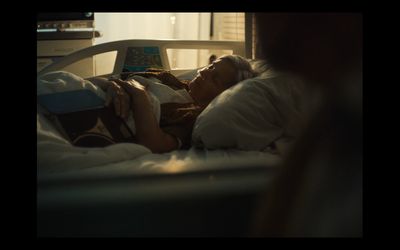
37,39,285,237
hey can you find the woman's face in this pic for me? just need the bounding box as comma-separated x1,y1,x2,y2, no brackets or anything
188,58,237,106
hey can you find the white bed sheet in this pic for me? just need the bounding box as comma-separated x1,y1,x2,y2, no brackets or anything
38,147,282,181
37,60,283,180
38,104,282,180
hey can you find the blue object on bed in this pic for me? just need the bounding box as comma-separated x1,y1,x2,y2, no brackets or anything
38,89,105,114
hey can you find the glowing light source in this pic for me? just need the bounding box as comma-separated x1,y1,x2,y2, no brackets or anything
170,16,176,25
162,155,189,173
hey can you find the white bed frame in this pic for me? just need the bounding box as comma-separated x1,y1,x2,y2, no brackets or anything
38,39,246,78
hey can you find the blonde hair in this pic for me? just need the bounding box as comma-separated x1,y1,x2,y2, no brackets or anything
219,55,256,84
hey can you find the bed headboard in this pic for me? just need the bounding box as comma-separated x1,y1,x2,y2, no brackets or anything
38,39,245,78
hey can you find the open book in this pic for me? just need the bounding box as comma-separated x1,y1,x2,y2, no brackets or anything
38,89,136,147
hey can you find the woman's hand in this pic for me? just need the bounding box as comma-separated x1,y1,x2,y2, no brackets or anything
113,79,149,104
114,78,178,153
105,80,131,120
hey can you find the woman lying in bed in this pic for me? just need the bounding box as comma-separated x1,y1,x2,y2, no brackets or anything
89,55,256,153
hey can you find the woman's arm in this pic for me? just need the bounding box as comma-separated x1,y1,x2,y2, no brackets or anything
86,76,111,91
87,77,131,120
115,79,179,153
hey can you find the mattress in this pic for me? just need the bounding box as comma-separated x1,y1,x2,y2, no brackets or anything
38,147,281,182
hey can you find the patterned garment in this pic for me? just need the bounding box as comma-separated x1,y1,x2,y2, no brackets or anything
160,102,203,149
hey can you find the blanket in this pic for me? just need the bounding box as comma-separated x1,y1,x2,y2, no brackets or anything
37,71,193,174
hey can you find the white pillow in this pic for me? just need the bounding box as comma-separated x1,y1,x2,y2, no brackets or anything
191,72,307,151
